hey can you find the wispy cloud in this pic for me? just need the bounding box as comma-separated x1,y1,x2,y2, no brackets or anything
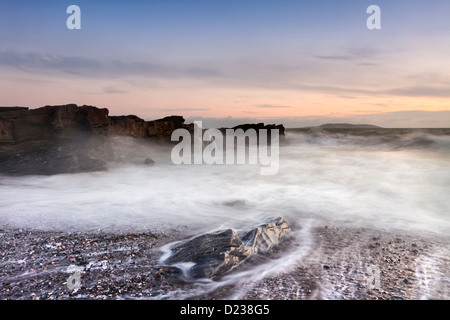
314,47,383,61
315,55,355,61
385,86,450,98
2,50,450,99
357,62,378,66
160,107,210,112
0,51,102,71
0,51,225,80
257,104,293,109
103,86,128,94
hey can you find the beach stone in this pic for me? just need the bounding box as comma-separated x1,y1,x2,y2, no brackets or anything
239,217,292,254
163,217,292,280
165,229,251,279
144,158,155,165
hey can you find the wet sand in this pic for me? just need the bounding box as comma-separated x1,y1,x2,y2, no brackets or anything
1,223,449,300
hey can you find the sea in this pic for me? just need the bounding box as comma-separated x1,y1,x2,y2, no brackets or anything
1,127,449,299
1,127,449,236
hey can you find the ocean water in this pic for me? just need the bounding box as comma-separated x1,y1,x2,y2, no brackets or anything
1,128,449,236
1,128,449,299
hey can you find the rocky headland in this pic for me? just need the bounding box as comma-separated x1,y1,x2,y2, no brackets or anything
0,104,285,175
0,104,192,175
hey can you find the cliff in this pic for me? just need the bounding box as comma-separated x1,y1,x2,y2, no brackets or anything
110,115,192,138
0,104,192,175
0,104,285,175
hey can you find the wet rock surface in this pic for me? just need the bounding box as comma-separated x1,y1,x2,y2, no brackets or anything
163,217,292,280
0,224,448,300
164,229,250,280
240,217,292,254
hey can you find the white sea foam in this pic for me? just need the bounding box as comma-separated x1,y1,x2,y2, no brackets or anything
1,131,449,235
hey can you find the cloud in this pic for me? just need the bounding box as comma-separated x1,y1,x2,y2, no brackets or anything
257,104,293,109
315,55,355,61
357,63,378,66
385,86,450,98
160,107,210,112
103,86,128,94
0,51,102,71
2,50,450,100
314,47,383,61
0,51,224,80
111,61,222,79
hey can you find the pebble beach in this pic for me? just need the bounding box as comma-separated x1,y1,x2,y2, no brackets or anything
1,223,448,300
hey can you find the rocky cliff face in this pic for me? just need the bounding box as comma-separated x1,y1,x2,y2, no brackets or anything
0,104,192,144
0,104,191,175
0,104,285,175
0,104,110,144
110,115,193,138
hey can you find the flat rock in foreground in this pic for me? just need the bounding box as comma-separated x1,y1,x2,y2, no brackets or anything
163,217,292,280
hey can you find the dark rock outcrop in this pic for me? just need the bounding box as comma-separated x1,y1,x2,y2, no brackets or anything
110,115,193,138
0,104,110,145
0,104,191,175
165,229,251,280
109,115,148,138
0,105,112,175
0,104,285,175
148,116,193,137
162,217,292,280
0,107,29,113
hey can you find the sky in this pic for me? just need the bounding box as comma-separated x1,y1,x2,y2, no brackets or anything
0,0,450,127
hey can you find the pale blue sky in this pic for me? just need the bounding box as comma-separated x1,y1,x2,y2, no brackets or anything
1,1,450,127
